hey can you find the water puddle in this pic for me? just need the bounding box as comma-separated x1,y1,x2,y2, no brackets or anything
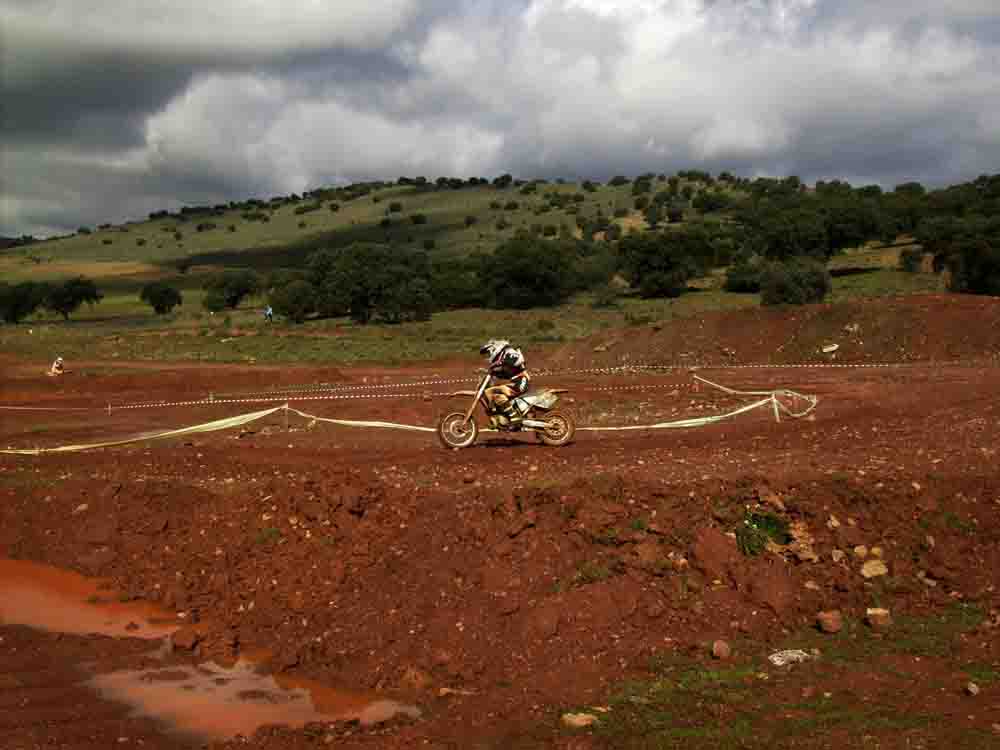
89,660,422,740
0,558,179,639
1,559,421,739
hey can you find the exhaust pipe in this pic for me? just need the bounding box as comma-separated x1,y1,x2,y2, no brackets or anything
522,419,550,429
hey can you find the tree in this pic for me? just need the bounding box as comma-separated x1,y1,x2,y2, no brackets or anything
270,280,317,323
203,270,260,309
140,282,183,315
309,244,433,323
759,259,831,305
618,232,698,298
477,235,576,309
0,281,49,324
44,276,102,320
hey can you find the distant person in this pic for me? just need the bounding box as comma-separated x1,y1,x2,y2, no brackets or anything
47,356,65,377
264,305,274,323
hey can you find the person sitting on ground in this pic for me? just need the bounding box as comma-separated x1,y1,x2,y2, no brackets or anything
47,356,65,377
480,339,529,424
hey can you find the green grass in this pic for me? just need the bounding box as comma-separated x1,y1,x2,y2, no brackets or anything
575,606,987,749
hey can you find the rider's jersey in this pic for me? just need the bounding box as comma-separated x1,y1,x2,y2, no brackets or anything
490,346,526,380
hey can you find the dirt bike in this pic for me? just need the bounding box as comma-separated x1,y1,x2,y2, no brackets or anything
437,372,576,449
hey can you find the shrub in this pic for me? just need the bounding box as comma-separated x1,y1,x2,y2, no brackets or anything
759,259,832,305
102,238,113,245
464,215,477,227
422,239,436,250
136,238,147,247
202,288,227,312
542,224,558,237
609,176,629,186
269,280,316,323
77,226,91,235
380,218,392,228
613,207,629,218
724,260,762,293
389,201,403,213
140,282,183,315
196,222,217,232
410,213,428,225
504,201,520,211
228,224,236,232
328,202,340,212
477,235,576,309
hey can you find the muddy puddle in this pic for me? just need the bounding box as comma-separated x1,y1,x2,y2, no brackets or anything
0,558,179,638
90,660,421,740
0,558,421,740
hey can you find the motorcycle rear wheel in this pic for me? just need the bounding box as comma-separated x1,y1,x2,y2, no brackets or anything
438,412,479,449
537,410,575,446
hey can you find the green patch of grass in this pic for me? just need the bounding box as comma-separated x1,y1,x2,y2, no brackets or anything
255,527,281,545
736,510,790,556
573,559,617,586
963,663,1000,685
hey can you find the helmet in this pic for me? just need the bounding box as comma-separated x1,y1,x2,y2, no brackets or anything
55,356,64,363
479,339,509,363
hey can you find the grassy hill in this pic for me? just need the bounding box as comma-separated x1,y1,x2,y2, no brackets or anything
2,174,958,366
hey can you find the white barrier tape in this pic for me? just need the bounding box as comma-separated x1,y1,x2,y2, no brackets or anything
579,377,818,431
0,405,94,411
1,406,284,455
288,407,435,433
198,358,979,403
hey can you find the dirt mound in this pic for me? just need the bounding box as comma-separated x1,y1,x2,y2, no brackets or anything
543,294,1000,368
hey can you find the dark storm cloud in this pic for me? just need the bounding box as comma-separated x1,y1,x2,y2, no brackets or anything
2,0,999,237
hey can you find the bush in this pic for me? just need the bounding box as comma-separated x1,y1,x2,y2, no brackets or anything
410,213,428,225
196,222,217,232
389,201,403,213
422,239,436,250
202,288,227,312
723,260,762,293
136,238,147,247
269,280,316,323
618,232,698,298
464,215,477,227
609,176,629,186
613,207,629,218
328,202,340,212
504,201,520,211
140,282,183,315
759,259,832,305
380,218,392,228
77,226,91,235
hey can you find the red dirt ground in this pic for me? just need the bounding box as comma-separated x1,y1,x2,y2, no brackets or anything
2,295,999,749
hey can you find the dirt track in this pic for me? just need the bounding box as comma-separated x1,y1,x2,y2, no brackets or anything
3,320,1000,747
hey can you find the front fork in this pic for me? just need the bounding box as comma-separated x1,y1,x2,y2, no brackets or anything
465,374,492,425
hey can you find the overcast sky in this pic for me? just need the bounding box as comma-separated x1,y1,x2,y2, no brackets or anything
2,0,999,237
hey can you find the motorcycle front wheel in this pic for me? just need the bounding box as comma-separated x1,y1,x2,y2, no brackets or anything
537,410,576,446
438,412,479,449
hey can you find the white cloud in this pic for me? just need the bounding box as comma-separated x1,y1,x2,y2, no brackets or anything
3,0,1000,236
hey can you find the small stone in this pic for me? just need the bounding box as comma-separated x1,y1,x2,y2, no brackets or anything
966,682,980,697
817,610,843,634
861,559,889,579
711,640,731,660
866,608,893,630
831,549,846,563
871,546,884,558
170,626,201,651
562,712,599,728
804,581,821,591
991,723,1000,734
827,515,841,530
853,545,869,559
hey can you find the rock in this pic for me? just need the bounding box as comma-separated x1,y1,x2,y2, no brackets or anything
691,526,739,580
966,682,980,696
871,546,884,558
853,545,869,559
562,712,599,728
817,610,843,634
865,608,893,630
711,640,731,660
171,626,201,651
804,580,821,591
827,515,841,530
830,549,846,563
860,559,888,579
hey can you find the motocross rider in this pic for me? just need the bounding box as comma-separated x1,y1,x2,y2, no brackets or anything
480,339,529,425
